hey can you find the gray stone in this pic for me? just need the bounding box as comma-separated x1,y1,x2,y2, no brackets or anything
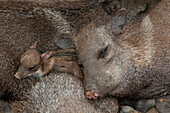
120,106,135,113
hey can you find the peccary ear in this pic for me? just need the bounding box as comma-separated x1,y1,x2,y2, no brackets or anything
30,41,38,49
41,51,53,60
106,8,127,34
55,37,75,50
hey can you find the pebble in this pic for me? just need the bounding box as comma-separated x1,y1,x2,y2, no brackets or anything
156,95,170,113
120,106,135,113
146,107,158,113
135,99,156,112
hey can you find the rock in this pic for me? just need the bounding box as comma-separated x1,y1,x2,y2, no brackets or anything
120,106,135,113
135,99,156,112
146,107,158,113
119,99,156,113
156,95,170,113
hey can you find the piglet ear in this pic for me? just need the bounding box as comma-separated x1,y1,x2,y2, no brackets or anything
30,41,38,49
106,8,127,34
41,51,52,60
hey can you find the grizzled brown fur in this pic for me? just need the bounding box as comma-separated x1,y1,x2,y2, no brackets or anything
0,0,104,100
10,73,118,113
0,0,162,112
0,0,120,113
76,0,169,100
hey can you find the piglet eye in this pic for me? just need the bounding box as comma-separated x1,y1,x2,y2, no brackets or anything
29,66,35,71
99,46,109,58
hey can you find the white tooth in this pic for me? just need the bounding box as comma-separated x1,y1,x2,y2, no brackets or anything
89,96,92,99
94,93,99,97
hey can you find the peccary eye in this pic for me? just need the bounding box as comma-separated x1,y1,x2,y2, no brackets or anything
99,46,109,58
28,66,35,71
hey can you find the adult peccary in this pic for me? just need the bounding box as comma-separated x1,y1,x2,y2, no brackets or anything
76,0,170,100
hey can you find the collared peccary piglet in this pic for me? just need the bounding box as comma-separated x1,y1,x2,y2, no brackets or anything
14,42,83,79
76,0,170,100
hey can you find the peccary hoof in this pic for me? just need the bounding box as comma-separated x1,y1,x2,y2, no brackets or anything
85,91,100,100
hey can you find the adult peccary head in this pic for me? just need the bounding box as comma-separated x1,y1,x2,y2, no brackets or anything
76,0,170,100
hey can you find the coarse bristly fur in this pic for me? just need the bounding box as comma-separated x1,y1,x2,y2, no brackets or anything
0,1,66,100
76,0,169,100
0,0,103,101
10,73,118,113
0,0,119,113
0,0,164,113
